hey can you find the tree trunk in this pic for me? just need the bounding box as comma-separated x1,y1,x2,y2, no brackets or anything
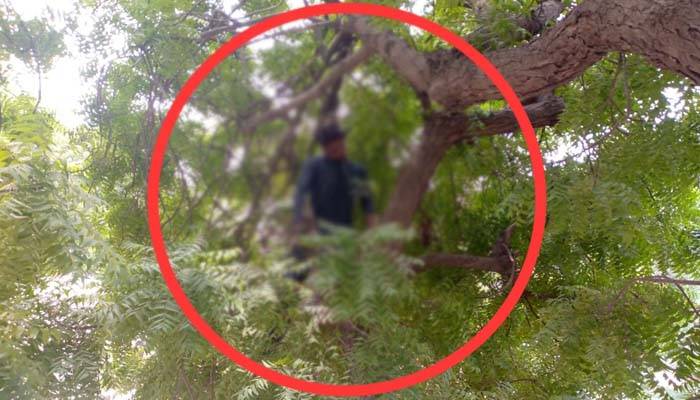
381,96,565,227
381,114,461,227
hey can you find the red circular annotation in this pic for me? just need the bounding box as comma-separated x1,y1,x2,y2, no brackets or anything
146,3,547,397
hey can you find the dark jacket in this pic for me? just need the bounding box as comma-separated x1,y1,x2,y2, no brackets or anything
293,156,374,229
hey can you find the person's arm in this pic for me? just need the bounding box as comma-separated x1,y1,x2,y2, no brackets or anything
292,159,315,234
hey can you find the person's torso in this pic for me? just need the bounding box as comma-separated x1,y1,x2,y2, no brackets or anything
308,157,362,227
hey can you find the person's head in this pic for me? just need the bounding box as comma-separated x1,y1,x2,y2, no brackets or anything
315,124,347,160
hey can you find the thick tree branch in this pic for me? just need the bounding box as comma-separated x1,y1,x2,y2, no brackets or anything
346,0,699,110
380,119,454,226
416,224,518,276
464,94,565,141
382,95,564,227
343,17,431,93
428,0,700,108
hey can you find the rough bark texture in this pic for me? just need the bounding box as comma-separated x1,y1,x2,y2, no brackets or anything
236,0,699,274
343,17,431,92
467,94,565,139
380,126,454,226
348,0,700,109
428,0,700,107
382,95,565,227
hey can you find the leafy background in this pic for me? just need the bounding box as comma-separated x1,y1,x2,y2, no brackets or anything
0,0,698,399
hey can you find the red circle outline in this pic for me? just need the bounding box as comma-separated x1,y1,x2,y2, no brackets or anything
147,3,546,397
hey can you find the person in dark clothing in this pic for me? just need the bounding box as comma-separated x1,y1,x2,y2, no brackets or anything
287,124,376,280
292,124,376,232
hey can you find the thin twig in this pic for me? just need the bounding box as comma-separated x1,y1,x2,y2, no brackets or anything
242,45,373,132
607,275,700,318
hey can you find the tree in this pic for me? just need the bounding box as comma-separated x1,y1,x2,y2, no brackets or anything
1,0,698,399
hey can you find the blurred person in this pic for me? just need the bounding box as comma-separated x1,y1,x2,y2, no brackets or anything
293,124,376,231
287,124,376,280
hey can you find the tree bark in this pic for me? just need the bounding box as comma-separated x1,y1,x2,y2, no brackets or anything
236,0,699,241
382,95,565,227
340,0,700,229
428,0,700,107
380,112,465,226
348,0,700,109
343,17,431,93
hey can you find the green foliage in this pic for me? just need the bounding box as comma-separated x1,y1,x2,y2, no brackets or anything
303,224,417,325
0,90,109,399
0,6,66,71
1,1,698,399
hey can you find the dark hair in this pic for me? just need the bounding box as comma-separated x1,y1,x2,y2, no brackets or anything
315,124,345,146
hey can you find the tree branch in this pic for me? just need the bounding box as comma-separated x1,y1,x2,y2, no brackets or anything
241,46,373,132
416,224,518,276
346,0,699,110
427,0,700,108
466,94,565,140
607,275,700,318
343,17,431,93
381,95,564,227
465,0,565,50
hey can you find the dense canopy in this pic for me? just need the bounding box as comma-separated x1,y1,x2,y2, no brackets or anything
0,0,698,399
